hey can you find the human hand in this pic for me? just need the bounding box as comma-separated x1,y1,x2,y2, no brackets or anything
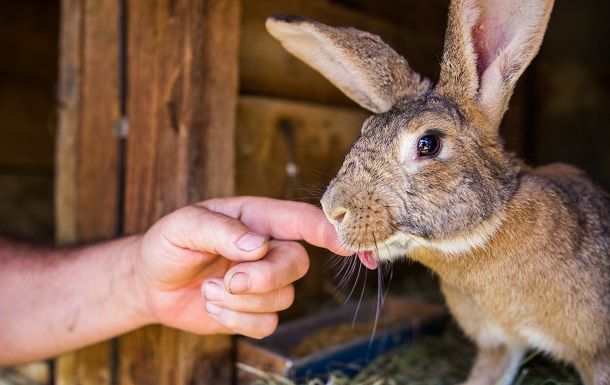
134,196,348,338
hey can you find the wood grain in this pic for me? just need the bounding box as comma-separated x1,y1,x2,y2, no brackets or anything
236,96,364,200
55,0,119,384
118,0,239,384
55,0,83,246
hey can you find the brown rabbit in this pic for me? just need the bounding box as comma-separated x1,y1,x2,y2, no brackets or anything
266,1,610,384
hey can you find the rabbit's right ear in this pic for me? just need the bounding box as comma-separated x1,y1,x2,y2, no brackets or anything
437,0,553,126
266,14,430,114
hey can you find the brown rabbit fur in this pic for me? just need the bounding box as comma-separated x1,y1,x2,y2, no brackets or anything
266,0,610,384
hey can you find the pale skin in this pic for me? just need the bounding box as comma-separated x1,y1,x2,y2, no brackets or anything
0,196,349,366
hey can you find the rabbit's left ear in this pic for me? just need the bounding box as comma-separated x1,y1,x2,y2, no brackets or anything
266,14,430,114
437,0,554,126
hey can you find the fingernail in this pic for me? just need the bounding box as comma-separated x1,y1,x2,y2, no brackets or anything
202,282,223,301
205,302,221,316
228,272,251,294
236,232,268,252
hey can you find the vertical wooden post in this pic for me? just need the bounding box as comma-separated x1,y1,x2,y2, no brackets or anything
120,0,239,384
55,0,239,384
121,0,237,231
55,0,119,384
55,0,82,246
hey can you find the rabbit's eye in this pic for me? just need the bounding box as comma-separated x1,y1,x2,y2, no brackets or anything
417,135,441,157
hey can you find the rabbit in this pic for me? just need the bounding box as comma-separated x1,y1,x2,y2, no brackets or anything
265,1,610,384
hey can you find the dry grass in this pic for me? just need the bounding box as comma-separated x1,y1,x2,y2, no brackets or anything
239,322,583,385
240,269,583,385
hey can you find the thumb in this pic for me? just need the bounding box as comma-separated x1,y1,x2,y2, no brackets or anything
162,205,270,262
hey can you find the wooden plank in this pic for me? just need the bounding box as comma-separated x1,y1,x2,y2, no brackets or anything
76,0,120,242
55,0,119,384
118,0,239,384
56,345,112,385
122,0,239,233
187,0,239,201
55,0,120,241
236,95,364,199
240,0,446,105
55,0,82,245
12,361,51,384
53,1,84,383
330,0,450,34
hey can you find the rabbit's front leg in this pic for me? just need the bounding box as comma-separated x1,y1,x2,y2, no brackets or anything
441,282,525,385
460,344,525,385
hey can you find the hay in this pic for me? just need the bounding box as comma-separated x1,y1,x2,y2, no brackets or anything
240,322,583,385
242,272,583,385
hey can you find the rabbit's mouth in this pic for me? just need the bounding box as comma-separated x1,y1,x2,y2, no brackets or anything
357,251,378,270
353,233,419,270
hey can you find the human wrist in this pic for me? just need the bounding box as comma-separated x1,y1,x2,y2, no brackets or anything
112,234,157,328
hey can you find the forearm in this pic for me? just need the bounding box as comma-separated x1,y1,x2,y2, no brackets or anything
0,236,152,365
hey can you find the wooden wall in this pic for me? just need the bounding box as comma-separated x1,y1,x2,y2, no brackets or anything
1,0,609,384
55,1,239,384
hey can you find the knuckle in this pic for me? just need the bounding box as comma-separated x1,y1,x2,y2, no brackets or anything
283,242,309,280
279,240,310,272
245,241,311,294
247,263,276,293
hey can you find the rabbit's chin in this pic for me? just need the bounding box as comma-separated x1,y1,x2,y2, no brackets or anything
354,233,420,270
352,213,506,270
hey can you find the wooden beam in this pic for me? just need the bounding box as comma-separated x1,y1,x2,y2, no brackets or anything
55,0,120,384
236,95,364,200
55,0,82,246
117,0,240,384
